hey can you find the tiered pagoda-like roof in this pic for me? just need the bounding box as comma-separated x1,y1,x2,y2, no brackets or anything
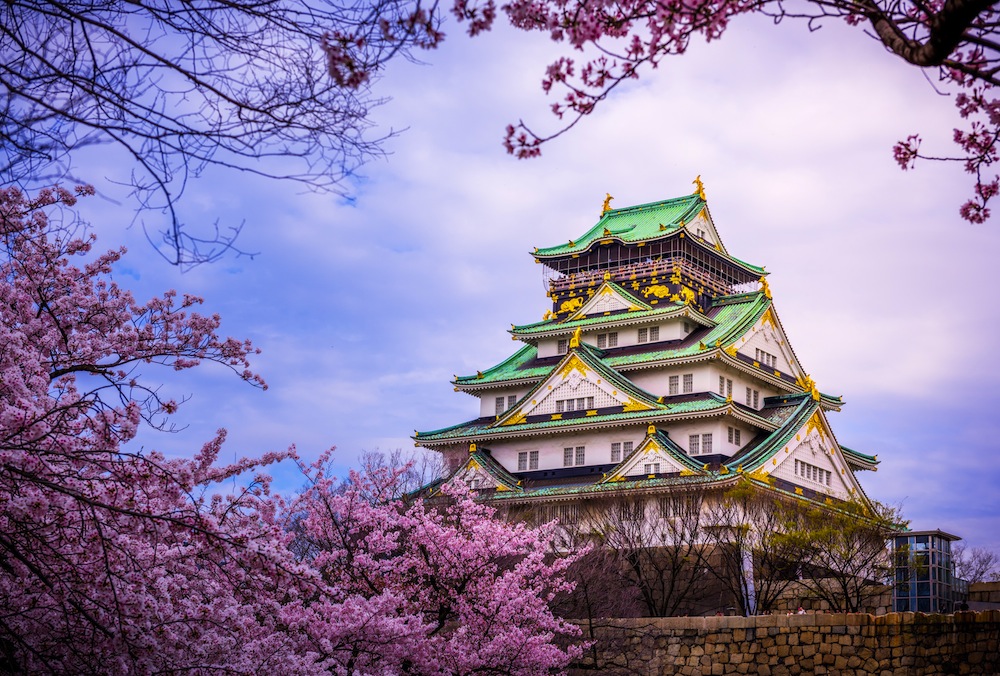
414,183,878,511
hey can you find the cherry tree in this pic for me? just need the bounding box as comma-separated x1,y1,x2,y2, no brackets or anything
0,184,316,671
0,185,582,671
281,454,584,674
442,0,999,221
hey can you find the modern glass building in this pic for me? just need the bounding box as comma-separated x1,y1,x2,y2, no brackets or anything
892,529,963,613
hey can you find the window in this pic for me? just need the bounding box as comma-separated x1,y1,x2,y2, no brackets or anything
682,373,693,393
689,434,700,455
650,326,659,342
638,326,659,343
644,462,661,474
557,396,594,413
683,321,692,333
564,446,585,467
529,450,538,469
518,451,539,471
669,375,679,395
557,338,568,354
745,387,752,406
719,376,725,395
728,426,741,445
617,501,644,522
610,440,633,463
795,459,831,486
552,504,578,525
597,331,618,348
701,433,713,453
755,348,777,368
753,390,760,409
496,394,517,414
726,379,733,398
659,496,698,519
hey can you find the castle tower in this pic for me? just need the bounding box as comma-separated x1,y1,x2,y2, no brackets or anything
414,185,878,514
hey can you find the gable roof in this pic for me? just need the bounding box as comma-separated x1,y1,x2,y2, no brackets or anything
492,342,666,427
532,194,765,276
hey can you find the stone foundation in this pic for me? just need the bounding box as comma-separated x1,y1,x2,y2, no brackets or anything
570,611,1000,675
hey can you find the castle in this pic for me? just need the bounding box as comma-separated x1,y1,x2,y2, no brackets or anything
414,182,878,524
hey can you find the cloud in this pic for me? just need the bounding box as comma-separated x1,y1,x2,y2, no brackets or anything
59,11,1000,550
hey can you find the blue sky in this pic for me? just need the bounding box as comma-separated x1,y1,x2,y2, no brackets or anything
70,14,1000,550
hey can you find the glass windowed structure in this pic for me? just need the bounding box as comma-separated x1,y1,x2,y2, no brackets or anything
892,529,962,613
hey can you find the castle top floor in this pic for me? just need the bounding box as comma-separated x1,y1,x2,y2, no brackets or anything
534,187,766,306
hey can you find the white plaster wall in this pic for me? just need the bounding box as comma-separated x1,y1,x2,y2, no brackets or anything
768,431,852,500
665,420,731,457
478,389,527,417
537,338,562,359
734,320,796,376
487,426,646,473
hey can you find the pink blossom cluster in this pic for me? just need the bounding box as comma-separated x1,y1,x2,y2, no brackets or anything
0,188,581,673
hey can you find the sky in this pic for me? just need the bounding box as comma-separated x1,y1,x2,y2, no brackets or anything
67,12,1000,551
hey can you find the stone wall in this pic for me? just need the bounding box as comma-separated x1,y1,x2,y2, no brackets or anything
570,611,1000,675
969,581,1000,610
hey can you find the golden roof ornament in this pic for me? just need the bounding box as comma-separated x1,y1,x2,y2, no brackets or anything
647,424,656,435
469,443,477,453
569,326,582,349
601,193,614,216
603,271,611,282
692,175,706,200
759,276,772,299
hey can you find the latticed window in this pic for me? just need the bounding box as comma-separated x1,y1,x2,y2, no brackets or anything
564,446,585,467
701,433,713,453
683,374,693,393
659,496,699,519
644,462,661,474
529,450,538,469
616,501,644,522
669,375,679,395
557,338,568,354
611,440,633,463
597,331,618,348
496,396,505,415
689,434,700,455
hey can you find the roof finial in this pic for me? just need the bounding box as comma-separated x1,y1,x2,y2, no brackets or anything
601,193,614,216
569,326,582,349
692,175,706,200
759,276,772,299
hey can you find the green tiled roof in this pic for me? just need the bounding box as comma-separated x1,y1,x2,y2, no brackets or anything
840,445,879,470
725,395,816,472
535,195,706,257
457,293,769,388
488,472,725,501
511,303,713,337
415,391,773,443
533,194,766,275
